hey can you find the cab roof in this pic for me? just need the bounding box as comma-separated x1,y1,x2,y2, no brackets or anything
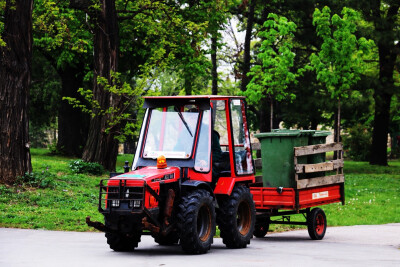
142,95,245,110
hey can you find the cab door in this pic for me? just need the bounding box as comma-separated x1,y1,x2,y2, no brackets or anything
229,99,254,176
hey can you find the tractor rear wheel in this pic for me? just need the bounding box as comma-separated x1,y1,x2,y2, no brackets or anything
307,208,327,240
217,186,256,248
105,232,141,251
178,189,216,254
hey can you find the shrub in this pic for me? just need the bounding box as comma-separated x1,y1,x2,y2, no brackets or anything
15,170,55,188
343,124,372,161
69,159,104,175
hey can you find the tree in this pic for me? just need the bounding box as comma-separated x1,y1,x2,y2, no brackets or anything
33,0,92,156
349,0,399,166
0,0,33,184
239,0,257,93
310,6,374,152
68,0,121,171
246,13,299,131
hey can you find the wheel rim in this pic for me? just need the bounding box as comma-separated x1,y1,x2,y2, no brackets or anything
197,204,212,242
315,213,325,235
237,201,251,235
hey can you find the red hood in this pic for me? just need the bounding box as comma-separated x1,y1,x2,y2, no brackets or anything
108,166,180,186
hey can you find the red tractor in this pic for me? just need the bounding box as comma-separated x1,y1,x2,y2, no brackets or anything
87,95,344,254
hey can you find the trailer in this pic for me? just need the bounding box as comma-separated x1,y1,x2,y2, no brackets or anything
86,95,345,254
250,134,344,240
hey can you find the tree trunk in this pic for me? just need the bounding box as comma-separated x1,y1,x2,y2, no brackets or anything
81,0,121,171
57,64,89,157
259,97,270,132
333,98,341,160
370,42,397,166
240,0,256,92
211,35,218,95
0,0,33,184
184,75,193,95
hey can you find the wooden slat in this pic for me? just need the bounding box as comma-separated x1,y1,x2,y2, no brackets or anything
295,159,344,173
297,174,344,189
294,143,343,156
304,162,334,173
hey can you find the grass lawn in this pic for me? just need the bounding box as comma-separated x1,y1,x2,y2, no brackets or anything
0,148,399,233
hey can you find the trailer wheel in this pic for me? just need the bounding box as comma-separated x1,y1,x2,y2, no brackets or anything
307,208,327,240
153,231,180,246
178,189,216,254
105,232,141,252
253,219,270,238
217,186,256,248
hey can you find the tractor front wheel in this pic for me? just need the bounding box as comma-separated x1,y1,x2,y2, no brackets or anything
178,189,216,254
217,186,256,248
153,231,180,246
105,232,141,252
307,208,327,240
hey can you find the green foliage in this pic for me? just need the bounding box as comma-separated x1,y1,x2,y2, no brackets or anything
343,123,372,161
246,13,299,104
69,159,104,176
310,6,375,99
30,51,61,131
33,0,92,68
63,71,144,143
15,170,55,189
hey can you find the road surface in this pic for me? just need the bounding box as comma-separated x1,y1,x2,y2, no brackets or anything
0,224,399,267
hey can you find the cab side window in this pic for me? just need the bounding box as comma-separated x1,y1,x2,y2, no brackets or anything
230,99,254,175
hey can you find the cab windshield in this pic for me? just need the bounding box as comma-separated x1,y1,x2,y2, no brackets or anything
143,105,200,159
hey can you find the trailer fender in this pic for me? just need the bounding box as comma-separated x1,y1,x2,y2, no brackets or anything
181,180,214,197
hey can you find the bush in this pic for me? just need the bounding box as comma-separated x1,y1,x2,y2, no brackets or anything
69,159,104,175
343,124,372,161
15,170,55,188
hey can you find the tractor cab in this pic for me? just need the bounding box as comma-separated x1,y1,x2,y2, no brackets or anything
132,96,255,190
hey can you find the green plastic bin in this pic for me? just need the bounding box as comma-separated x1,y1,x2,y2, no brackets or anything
309,131,331,163
254,130,310,188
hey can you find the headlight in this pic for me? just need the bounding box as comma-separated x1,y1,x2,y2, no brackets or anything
162,173,175,180
129,200,141,208
111,200,120,207
125,188,130,198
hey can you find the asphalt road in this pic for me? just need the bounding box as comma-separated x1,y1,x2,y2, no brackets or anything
1,224,399,267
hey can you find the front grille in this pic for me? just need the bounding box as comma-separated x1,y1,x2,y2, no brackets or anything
98,179,145,213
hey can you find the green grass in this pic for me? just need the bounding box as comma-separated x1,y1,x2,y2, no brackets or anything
0,148,105,231
0,149,399,233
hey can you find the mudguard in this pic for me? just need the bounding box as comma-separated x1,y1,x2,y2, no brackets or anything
181,180,214,196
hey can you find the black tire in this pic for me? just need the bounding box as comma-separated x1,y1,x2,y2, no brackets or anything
178,189,216,254
152,231,180,246
105,232,141,252
307,208,327,240
217,186,256,248
253,218,270,238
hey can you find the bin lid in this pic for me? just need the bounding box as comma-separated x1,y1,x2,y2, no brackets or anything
255,130,301,138
312,131,331,137
300,130,316,135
